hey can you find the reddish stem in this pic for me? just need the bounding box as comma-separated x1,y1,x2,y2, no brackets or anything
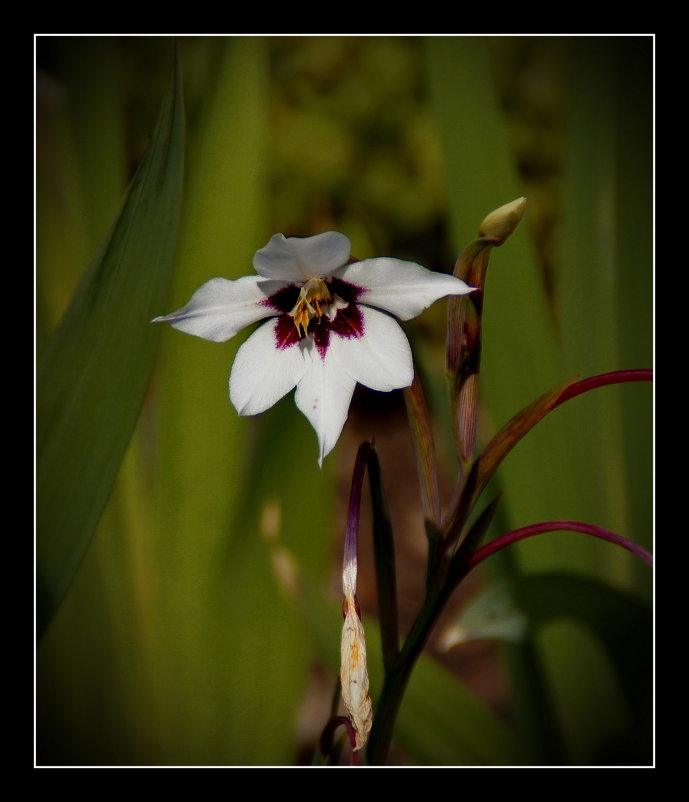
556,369,652,405
468,520,653,570
320,715,360,765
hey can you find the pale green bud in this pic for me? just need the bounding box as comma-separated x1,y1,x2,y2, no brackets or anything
478,197,527,242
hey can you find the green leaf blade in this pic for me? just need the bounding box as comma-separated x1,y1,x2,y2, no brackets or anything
37,46,185,635
426,36,653,765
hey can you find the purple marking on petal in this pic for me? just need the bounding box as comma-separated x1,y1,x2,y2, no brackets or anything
274,314,302,349
312,317,330,359
261,284,301,313
331,304,365,340
327,277,363,304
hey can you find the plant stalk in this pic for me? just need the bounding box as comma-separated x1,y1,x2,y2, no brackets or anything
366,584,449,765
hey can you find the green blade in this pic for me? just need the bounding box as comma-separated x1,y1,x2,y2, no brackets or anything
426,36,652,764
144,37,334,765
36,44,185,635
38,39,334,766
396,646,523,765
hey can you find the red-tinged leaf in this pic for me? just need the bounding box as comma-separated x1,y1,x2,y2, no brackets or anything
473,375,580,502
444,376,579,544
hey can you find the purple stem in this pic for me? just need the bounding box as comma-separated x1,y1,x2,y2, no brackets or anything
467,520,653,571
338,716,359,765
556,369,652,406
343,442,373,592
320,716,359,765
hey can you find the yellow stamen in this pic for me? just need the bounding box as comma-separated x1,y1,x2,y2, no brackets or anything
291,278,332,337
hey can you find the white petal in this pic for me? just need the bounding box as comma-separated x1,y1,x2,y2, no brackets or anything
335,258,473,321
330,305,413,392
153,276,288,342
294,345,357,466
230,318,309,415
253,232,351,281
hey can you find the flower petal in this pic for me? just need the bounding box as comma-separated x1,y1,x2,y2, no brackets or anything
335,258,473,321
153,276,288,342
330,305,413,392
253,232,351,282
294,346,357,466
230,318,309,415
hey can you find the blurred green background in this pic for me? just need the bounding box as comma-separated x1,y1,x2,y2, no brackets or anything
36,35,653,766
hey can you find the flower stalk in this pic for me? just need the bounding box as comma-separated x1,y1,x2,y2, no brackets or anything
446,198,527,470
366,444,400,673
403,375,441,527
362,199,652,766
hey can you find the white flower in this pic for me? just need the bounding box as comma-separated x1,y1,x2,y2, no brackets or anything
154,231,473,465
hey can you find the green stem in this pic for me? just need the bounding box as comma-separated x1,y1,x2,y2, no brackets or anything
368,446,400,673
366,584,449,765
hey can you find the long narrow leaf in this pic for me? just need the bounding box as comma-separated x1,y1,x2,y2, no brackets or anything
426,36,652,764
514,572,652,763
147,38,332,765
37,45,185,636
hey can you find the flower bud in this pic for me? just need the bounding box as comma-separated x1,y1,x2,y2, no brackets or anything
478,197,527,243
340,589,373,751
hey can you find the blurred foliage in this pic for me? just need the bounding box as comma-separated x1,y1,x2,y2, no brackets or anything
268,37,447,252
36,35,653,766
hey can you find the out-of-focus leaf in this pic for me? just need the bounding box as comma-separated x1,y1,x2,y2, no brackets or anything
38,38,337,766
512,573,651,717
558,38,653,584
533,38,652,763
425,36,567,525
396,644,523,766
439,580,528,648
36,76,90,343
441,570,651,703
36,46,185,636
36,38,128,356
426,35,652,764
54,38,128,256
144,37,335,765
439,570,651,763
516,572,652,764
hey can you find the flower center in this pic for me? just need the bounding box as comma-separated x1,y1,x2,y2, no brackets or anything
291,278,333,338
